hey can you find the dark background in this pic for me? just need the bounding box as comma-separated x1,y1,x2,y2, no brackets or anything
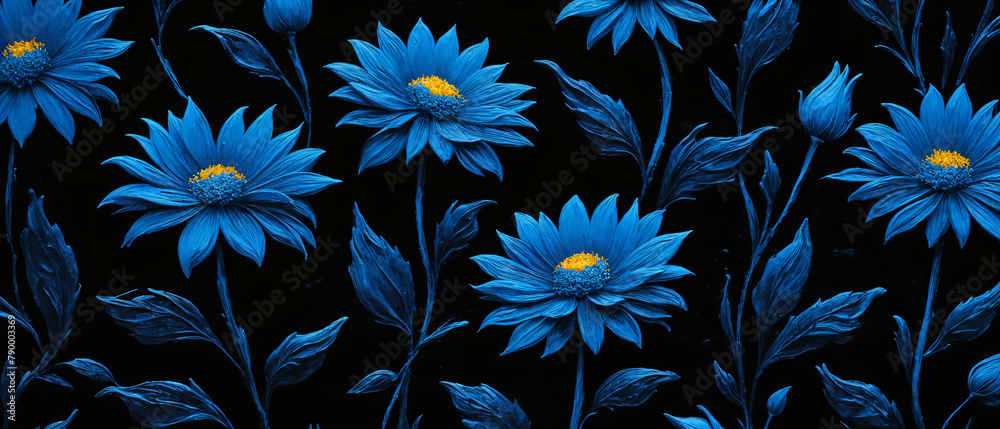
6,0,1000,427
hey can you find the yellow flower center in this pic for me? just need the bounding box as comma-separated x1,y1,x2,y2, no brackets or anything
3,38,43,58
409,75,461,97
189,164,246,183
926,149,970,169
556,252,605,272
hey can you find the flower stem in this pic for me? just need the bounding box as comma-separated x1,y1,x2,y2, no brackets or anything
286,33,313,148
5,138,26,318
942,395,971,428
569,349,585,429
910,241,944,429
642,36,671,201
153,0,187,99
763,414,773,429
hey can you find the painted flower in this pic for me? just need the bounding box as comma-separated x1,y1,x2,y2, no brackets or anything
556,0,715,54
100,98,339,277
827,85,1000,248
326,19,535,179
472,195,692,355
799,62,861,142
263,0,312,35
969,353,1000,407
0,0,131,145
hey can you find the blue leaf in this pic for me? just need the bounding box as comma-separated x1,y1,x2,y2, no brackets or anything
739,172,760,252
664,406,726,429
39,409,77,429
264,317,347,403
55,358,118,385
97,289,219,347
348,369,397,395
536,60,646,177
737,0,800,116
707,68,734,115
191,26,283,81
767,386,791,416
752,219,812,338
940,12,957,88
891,316,913,380
348,205,416,334
759,151,781,206
440,381,531,429
761,288,885,370
97,379,234,429
37,373,72,390
816,364,904,429
658,125,774,208
420,319,470,348
955,2,1000,84
925,281,1000,357
588,368,680,415
434,200,494,272
713,361,742,406
20,190,80,338
719,275,736,347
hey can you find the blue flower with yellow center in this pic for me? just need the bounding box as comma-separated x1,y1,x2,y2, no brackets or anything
473,195,693,356
0,0,131,146
828,85,1000,248
557,0,715,54
100,98,339,277
326,19,535,179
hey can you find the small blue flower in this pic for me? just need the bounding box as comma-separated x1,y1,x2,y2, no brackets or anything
969,353,1000,407
799,62,861,141
326,19,535,179
264,0,312,35
472,195,692,355
827,85,1000,248
0,0,132,146
100,98,339,277
556,0,715,53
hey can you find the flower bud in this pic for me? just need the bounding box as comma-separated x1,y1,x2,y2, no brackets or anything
263,0,312,35
798,62,861,142
767,386,792,416
969,353,1000,407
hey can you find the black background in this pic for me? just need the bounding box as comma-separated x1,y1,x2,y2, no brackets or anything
7,0,1000,427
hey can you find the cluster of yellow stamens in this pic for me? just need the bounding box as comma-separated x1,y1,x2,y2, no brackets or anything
556,252,605,272
3,38,43,58
409,75,461,97
925,149,970,169
189,164,246,182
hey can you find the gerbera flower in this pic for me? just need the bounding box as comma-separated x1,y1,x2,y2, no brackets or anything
100,98,339,277
472,195,692,355
326,19,535,179
827,85,1000,247
556,0,715,54
0,0,131,145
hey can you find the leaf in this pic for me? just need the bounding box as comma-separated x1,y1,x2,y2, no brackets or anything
97,379,233,429
657,125,774,208
720,275,736,347
97,289,219,347
348,370,397,395
55,358,118,385
738,0,800,87
420,319,470,348
759,151,781,206
892,316,913,379
191,26,283,80
739,172,760,251
264,317,347,403
955,2,1000,84
39,409,78,429
761,288,886,370
348,204,416,334
767,386,791,416
664,406,726,429
536,59,646,176
38,373,73,390
588,368,680,415
816,364,904,429
752,219,812,338
845,0,902,31
434,200,494,272
713,361,741,406
940,12,957,88
926,281,1000,357
707,68,734,115
20,190,80,338
440,381,531,429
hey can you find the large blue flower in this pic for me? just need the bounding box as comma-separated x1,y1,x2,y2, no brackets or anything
100,98,339,277
556,0,715,53
326,19,535,179
472,195,692,355
827,85,1000,248
0,0,131,145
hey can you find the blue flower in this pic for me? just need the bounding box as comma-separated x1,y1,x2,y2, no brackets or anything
472,195,692,355
799,62,861,142
326,19,535,179
100,98,339,277
556,0,715,53
827,85,1000,248
969,353,1000,407
0,0,131,146
264,0,311,35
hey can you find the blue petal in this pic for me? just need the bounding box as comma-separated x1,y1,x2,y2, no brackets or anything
501,318,555,355
177,209,221,278
122,206,204,247
221,207,266,266
434,25,459,75
884,193,942,243
102,156,181,188
405,115,431,162
455,141,503,180
474,279,553,303
450,39,489,86
264,172,340,197
8,89,37,145
602,307,642,347
558,196,590,254
180,98,214,164
407,18,436,76
577,300,605,353
31,81,75,142
218,106,248,165
359,126,409,173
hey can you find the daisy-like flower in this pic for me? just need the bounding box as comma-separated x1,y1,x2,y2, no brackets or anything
472,195,692,355
326,19,535,179
827,85,1000,248
0,0,131,145
100,98,339,277
556,0,715,54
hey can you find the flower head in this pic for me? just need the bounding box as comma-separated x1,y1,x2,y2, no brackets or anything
556,0,715,53
100,98,339,277
969,353,1000,407
799,62,861,141
264,0,312,34
0,0,132,146
473,195,692,356
326,19,535,179
827,85,1000,248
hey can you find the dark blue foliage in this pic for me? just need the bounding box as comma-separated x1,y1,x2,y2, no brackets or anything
733,0,800,131
349,369,397,395
38,409,77,429
713,361,741,406
925,281,1000,357
587,368,680,415
752,219,811,337
191,26,284,81
37,373,72,390
664,405,726,429
263,317,347,404
440,381,531,429
739,173,759,251
940,12,957,89
816,364,905,429
98,379,234,429
55,358,118,385
759,151,781,207
767,386,791,416
434,200,494,273
892,315,914,379
707,69,733,115
968,353,1000,407
97,289,219,347
21,191,79,338
419,319,470,349
348,204,416,335
955,0,1000,85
